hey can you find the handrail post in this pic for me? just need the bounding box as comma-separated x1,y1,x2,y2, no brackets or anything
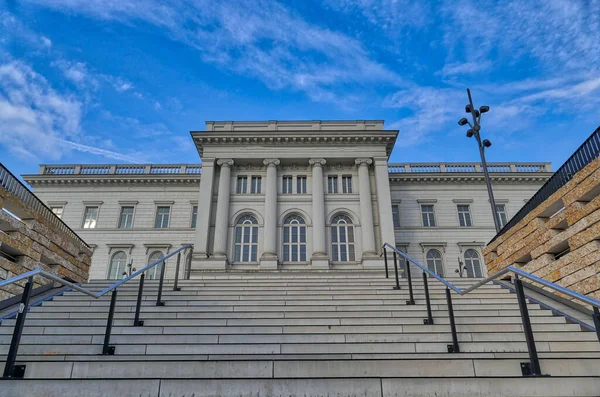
133,273,145,327
383,247,389,279
173,252,182,291
102,289,117,355
405,260,415,305
156,260,166,306
423,272,434,325
2,276,33,378
185,248,193,280
593,306,600,344
514,275,542,376
392,250,401,290
446,287,459,353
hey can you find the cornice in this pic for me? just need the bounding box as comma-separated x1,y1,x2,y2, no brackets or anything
388,173,552,184
23,174,201,186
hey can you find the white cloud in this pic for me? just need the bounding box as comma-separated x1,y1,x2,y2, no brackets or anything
0,60,141,162
437,61,492,78
41,36,52,47
24,0,403,103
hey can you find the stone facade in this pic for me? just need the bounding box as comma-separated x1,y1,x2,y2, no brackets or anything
22,120,552,280
484,157,600,303
0,167,93,300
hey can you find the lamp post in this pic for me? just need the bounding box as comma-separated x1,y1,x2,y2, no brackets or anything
458,88,501,234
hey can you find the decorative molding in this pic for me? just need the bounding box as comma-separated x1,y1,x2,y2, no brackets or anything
118,200,139,205
47,201,67,206
263,158,281,167
309,158,326,167
24,175,201,186
452,199,474,204
82,201,103,206
355,158,373,166
144,243,173,255
217,158,234,167
493,199,510,204
419,242,447,253
457,242,486,252
154,200,175,205
389,175,550,184
233,164,264,171
417,199,438,203
107,243,134,255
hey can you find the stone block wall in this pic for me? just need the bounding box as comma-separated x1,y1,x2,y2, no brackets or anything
0,183,92,301
484,158,600,304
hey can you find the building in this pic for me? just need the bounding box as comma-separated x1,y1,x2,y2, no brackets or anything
22,120,553,280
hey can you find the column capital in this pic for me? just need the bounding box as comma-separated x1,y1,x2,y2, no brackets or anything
355,158,373,167
263,158,281,167
217,158,234,167
309,158,326,167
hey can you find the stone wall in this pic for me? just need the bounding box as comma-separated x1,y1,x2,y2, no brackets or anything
484,158,600,304
0,182,92,301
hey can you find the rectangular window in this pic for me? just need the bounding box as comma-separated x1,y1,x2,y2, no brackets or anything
342,176,353,193
282,176,293,194
118,206,134,229
191,205,198,228
392,205,400,228
236,176,247,194
496,204,508,228
250,176,261,194
421,205,436,227
82,206,99,229
457,205,473,227
51,207,63,219
297,176,307,194
154,206,171,228
327,176,338,193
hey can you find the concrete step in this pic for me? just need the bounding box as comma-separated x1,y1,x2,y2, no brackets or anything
3,377,600,397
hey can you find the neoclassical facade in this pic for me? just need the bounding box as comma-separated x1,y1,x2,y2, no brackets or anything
23,120,553,279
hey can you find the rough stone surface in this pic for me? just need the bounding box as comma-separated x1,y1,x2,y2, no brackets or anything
0,182,92,300
485,158,600,304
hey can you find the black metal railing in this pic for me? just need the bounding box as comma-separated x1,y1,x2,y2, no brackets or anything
0,162,89,249
490,126,600,243
0,244,192,379
383,242,600,377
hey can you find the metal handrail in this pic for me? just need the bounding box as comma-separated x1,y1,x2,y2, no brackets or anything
383,243,600,308
0,244,190,298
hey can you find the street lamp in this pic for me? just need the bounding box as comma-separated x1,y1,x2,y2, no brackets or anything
458,88,501,233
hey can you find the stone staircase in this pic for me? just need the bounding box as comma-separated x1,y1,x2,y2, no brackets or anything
1,271,599,396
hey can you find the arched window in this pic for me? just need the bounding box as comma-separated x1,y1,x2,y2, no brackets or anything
464,249,483,278
108,251,127,280
234,214,258,262
147,250,164,280
426,249,444,277
283,215,307,262
331,214,355,262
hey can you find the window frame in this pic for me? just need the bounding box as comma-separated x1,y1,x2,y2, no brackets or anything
421,204,436,227
234,214,259,263
282,175,293,194
457,204,473,227
392,204,401,228
496,204,508,228
50,206,64,219
146,250,165,280
108,251,128,280
82,206,100,229
282,215,307,263
236,176,248,194
118,206,135,229
327,175,339,194
296,175,307,194
463,249,483,278
250,176,262,194
426,249,444,277
154,206,171,229
341,175,353,193
330,214,356,262
190,205,198,228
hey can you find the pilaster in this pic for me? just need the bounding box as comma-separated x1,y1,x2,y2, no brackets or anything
260,158,280,269
309,158,329,269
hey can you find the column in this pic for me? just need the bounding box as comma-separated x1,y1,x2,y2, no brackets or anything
309,158,329,268
192,158,215,259
355,158,376,256
212,159,234,258
374,156,396,249
260,158,280,268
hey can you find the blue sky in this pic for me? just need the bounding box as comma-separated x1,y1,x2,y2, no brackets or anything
1,0,599,178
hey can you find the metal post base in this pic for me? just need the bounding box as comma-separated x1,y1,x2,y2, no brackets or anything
447,344,460,353
423,318,434,325
1,364,26,379
102,346,115,355
156,301,165,307
393,286,401,290
133,320,144,327
520,362,550,377
406,300,415,305
173,287,182,292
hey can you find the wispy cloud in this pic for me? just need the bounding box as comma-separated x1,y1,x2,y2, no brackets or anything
0,60,141,162
25,0,403,103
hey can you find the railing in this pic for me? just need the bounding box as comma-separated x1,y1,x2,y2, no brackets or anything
0,163,89,249
387,162,551,174
0,244,192,378
382,242,600,377
39,164,203,176
491,126,600,242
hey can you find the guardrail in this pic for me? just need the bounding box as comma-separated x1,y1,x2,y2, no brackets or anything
39,164,203,175
0,244,192,379
0,163,89,249
382,242,600,377
387,162,551,174
490,126,600,243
